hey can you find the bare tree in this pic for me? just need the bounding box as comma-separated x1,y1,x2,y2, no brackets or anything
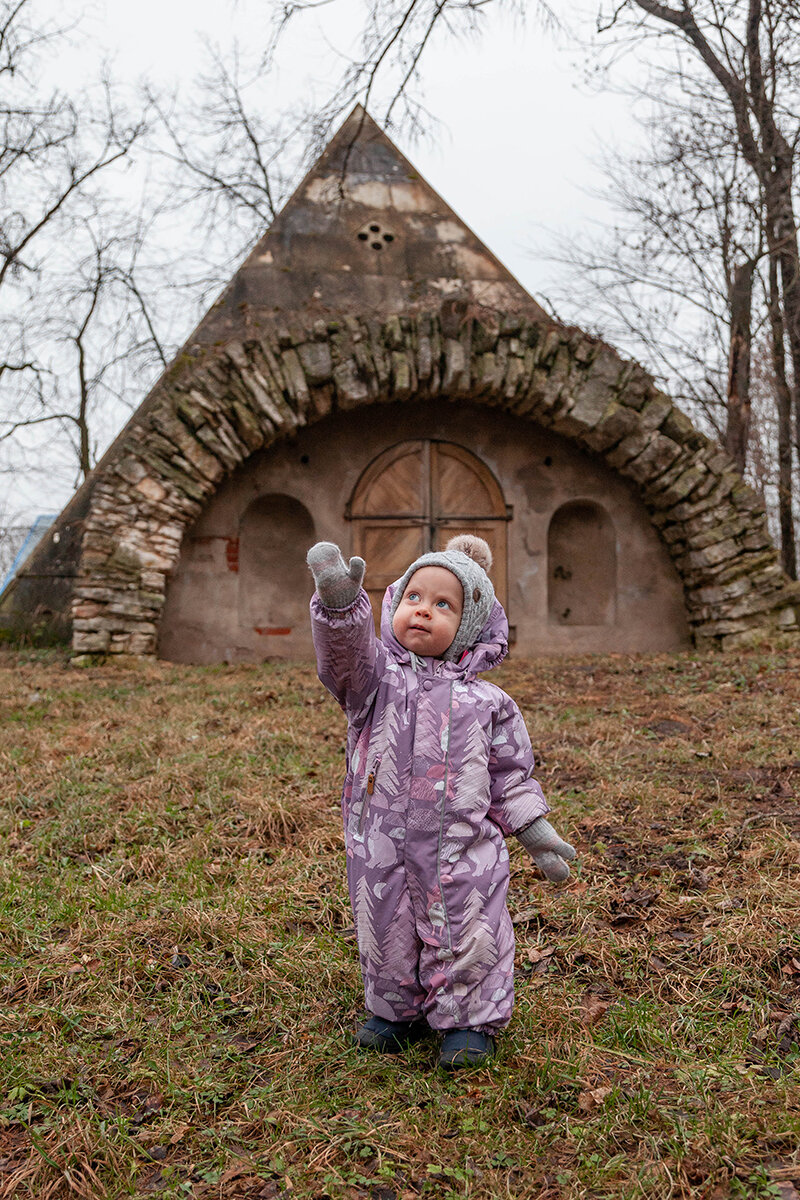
725,258,756,471
546,94,764,438
603,2,800,541
1,205,180,482
0,3,145,297
146,47,303,292
767,252,797,575
260,0,561,146
0,0,168,490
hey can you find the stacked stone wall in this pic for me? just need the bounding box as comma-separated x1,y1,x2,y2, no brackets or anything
70,304,798,656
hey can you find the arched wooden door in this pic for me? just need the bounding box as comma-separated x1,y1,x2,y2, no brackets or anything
348,439,509,628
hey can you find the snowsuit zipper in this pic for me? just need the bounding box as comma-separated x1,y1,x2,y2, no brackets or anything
435,682,455,955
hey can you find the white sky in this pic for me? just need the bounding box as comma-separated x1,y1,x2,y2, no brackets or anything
88,0,638,298
9,0,645,524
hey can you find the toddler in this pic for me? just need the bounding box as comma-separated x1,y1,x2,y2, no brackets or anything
307,535,576,1069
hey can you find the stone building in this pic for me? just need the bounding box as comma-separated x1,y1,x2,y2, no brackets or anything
2,107,797,660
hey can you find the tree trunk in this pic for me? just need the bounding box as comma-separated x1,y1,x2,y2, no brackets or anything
768,253,797,578
767,155,800,466
627,0,800,574
725,258,754,473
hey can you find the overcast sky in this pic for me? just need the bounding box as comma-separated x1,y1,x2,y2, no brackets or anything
8,0,646,525
90,0,640,300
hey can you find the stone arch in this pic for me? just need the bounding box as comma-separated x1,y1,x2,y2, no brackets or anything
71,302,796,655
547,500,616,627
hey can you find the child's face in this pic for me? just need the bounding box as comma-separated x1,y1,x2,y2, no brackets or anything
393,566,463,658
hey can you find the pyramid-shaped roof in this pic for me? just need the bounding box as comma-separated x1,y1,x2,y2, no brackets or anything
195,104,549,344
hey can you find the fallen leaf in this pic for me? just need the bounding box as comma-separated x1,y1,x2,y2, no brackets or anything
515,1100,548,1128
229,1033,262,1053
687,866,710,892
608,911,641,927
581,993,611,1026
771,778,794,798
527,945,555,964
577,1086,612,1112
218,1161,257,1185
720,997,752,1013
512,905,541,926
257,1185,283,1199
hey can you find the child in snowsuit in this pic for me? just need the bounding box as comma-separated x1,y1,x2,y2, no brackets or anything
307,535,576,1069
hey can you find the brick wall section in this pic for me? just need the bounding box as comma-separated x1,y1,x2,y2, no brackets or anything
71,305,798,656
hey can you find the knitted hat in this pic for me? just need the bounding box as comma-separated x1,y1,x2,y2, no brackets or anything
390,534,496,661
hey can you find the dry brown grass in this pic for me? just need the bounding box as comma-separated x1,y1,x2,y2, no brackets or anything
0,640,799,1199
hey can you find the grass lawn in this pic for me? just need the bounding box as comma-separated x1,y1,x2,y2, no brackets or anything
0,639,799,1199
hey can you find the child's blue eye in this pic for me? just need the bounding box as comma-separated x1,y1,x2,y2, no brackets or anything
407,592,420,602
436,599,449,608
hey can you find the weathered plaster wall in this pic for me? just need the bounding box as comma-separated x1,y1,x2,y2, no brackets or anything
195,107,549,349
158,402,689,663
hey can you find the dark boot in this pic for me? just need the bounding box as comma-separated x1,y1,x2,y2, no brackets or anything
353,1015,430,1053
439,1028,495,1069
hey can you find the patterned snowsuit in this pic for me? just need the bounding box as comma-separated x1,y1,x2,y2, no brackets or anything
310,585,550,1033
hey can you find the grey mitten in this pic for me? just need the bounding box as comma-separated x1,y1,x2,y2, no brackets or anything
516,816,577,883
307,542,366,609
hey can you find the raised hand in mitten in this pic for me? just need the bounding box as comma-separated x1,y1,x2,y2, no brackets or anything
516,816,577,883
307,542,366,610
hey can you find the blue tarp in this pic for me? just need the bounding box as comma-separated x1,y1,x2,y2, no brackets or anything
1,514,57,595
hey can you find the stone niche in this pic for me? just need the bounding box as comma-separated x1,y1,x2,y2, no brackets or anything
548,501,617,627
157,400,690,663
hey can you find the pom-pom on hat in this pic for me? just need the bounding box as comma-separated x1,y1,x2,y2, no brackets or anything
390,534,496,661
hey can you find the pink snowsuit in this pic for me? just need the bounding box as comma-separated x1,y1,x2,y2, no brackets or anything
310,585,550,1034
